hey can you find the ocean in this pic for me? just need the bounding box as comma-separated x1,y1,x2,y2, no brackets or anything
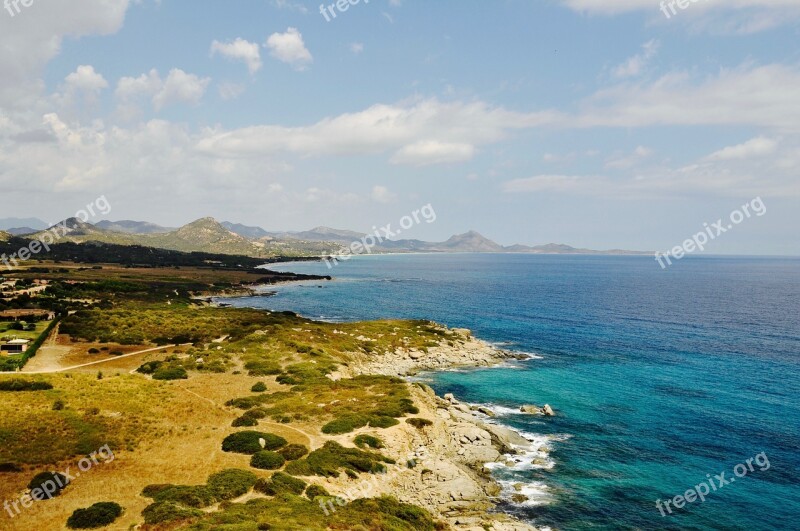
221,253,800,530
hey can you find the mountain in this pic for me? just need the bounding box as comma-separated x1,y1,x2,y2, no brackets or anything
6,227,39,236
0,217,47,231
96,220,173,234
221,222,272,240
438,231,505,252
30,217,342,258
294,227,368,243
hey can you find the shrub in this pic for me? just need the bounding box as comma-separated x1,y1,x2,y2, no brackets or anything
278,444,309,461
368,416,399,429
109,350,124,356
207,469,258,500
305,484,330,500
52,399,65,411
232,416,258,427
251,382,267,392
0,463,21,472
152,366,188,381
142,485,215,508
406,418,433,429
28,471,69,500
251,451,285,470
87,348,100,354
321,414,369,435
136,361,162,375
254,472,306,496
141,501,202,525
66,502,123,529
245,361,282,376
222,431,287,454
284,441,394,478
0,379,53,391
354,434,384,449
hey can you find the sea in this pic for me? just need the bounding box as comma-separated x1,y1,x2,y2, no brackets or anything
221,253,800,531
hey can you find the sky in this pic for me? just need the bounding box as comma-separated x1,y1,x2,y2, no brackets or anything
0,0,799,255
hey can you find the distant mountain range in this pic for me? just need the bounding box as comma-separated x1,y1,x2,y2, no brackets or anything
3,216,649,258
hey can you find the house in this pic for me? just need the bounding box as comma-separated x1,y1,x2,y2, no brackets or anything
0,338,30,354
0,309,55,322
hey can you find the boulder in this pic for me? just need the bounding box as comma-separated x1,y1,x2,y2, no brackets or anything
542,404,555,416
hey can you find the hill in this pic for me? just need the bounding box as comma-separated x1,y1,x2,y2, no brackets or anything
96,220,174,234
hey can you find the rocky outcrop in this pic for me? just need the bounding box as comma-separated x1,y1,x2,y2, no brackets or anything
520,404,555,416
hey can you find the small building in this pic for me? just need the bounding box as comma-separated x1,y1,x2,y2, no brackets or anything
1,339,30,354
0,309,55,322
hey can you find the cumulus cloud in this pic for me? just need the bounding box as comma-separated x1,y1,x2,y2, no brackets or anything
705,137,779,161
196,98,556,163
210,38,262,74
371,185,395,203
115,68,210,113
65,65,109,93
266,27,313,70
0,0,129,109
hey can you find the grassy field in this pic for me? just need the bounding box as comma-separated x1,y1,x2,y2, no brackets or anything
0,261,456,530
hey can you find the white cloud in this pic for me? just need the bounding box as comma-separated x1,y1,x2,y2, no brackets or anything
350,42,364,54
573,64,800,131
0,0,129,108
391,141,475,166
266,27,312,70
196,98,555,164
65,65,109,93
706,137,779,161
210,38,262,74
217,82,246,101
605,146,653,169
371,185,395,203
613,39,659,79
115,68,210,112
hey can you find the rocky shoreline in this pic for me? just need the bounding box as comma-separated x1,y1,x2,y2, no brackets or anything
331,327,553,531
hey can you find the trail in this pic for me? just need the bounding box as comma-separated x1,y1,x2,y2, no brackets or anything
15,344,177,374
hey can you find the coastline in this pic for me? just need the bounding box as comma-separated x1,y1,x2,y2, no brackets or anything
336,327,551,530
221,279,555,529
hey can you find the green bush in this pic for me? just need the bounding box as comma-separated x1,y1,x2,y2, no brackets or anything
305,484,330,500
152,365,188,381
251,451,285,470
254,472,306,496
66,502,123,529
0,379,53,391
141,501,203,525
284,441,394,478
87,348,100,354
368,416,399,429
251,382,267,392
321,414,369,435
142,485,215,508
136,361,162,375
245,360,282,376
278,444,309,461
232,415,258,427
354,434,384,449
28,471,69,500
222,431,287,454
406,418,433,429
206,469,258,500
52,399,65,410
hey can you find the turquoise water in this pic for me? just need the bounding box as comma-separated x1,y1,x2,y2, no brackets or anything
223,254,800,530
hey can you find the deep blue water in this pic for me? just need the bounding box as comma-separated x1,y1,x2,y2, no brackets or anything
223,254,800,530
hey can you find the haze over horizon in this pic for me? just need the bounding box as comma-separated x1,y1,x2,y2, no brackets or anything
1,0,799,255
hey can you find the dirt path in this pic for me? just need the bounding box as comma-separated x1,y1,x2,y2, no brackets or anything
16,345,177,374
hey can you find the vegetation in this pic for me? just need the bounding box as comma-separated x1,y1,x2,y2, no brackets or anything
278,443,309,461
284,441,394,477
28,471,69,500
222,431,287,454
0,379,53,391
407,418,434,429
254,472,307,496
66,502,123,529
251,381,267,392
354,434,384,449
251,451,285,470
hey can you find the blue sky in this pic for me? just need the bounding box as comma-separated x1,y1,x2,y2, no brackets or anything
1,0,799,254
